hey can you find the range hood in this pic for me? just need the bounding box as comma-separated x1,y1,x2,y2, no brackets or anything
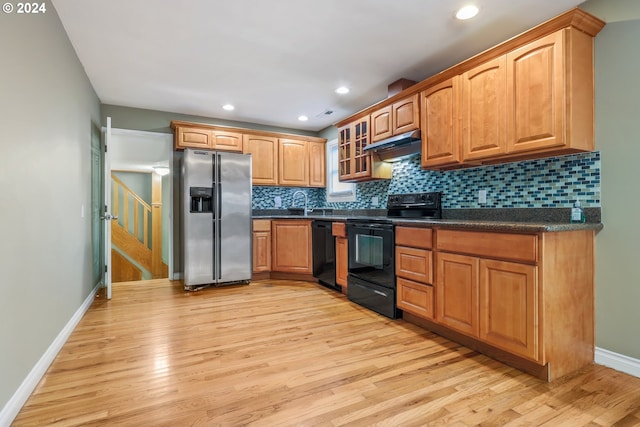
363,129,421,162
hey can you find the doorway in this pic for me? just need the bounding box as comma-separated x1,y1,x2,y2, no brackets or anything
109,128,173,283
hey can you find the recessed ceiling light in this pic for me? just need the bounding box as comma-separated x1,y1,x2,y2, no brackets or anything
298,115,309,122
335,86,350,95
222,104,235,111
456,5,479,20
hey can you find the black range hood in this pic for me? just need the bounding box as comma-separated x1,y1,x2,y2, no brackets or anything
363,129,421,162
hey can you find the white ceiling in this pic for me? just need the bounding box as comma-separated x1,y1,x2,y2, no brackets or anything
52,0,587,133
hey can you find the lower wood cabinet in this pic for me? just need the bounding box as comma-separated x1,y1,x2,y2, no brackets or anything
271,220,312,273
435,251,539,361
397,277,434,320
395,226,434,318
252,219,271,273
435,252,479,337
424,228,595,380
479,259,538,361
332,222,348,293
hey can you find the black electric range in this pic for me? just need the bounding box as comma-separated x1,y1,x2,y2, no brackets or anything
346,192,442,319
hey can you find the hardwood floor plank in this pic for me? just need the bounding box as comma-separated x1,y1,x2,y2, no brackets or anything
12,279,640,427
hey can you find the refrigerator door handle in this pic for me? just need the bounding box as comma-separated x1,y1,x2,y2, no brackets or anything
215,154,222,280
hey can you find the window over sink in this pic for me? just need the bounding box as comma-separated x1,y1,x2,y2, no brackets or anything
326,139,356,202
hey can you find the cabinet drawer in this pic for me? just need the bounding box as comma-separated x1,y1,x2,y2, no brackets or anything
396,246,433,284
395,227,433,249
436,229,537,263
332,222,347,238
397,278,434,320
253,219,271,232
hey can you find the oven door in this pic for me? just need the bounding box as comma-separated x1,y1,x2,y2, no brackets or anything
347,222,395,288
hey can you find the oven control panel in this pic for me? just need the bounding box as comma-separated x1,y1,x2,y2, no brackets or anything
387,192,441,208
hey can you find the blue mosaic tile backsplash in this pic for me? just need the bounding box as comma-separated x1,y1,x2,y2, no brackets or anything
252,152,600,210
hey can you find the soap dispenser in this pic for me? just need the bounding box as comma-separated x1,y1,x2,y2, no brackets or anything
571,200,586,223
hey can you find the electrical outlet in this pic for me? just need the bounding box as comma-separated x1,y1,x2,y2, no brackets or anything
371,196,379,206
478,189,487,204
274,196,282,208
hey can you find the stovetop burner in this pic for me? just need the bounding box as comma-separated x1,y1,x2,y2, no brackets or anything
387,191,442,218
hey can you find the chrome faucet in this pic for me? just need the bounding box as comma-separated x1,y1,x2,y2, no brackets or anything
292,190,311,215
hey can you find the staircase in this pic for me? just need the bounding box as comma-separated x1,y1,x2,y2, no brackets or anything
111,174,168,281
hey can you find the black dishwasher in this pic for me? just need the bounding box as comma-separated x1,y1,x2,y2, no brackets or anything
312,220,340,291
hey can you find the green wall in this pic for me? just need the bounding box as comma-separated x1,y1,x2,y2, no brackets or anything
582,0,640,359
0,5,101,414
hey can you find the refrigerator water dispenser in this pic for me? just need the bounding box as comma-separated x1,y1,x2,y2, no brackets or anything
189,187,213,213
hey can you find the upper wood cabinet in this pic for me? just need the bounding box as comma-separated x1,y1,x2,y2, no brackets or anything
371,105,393,142
338,116,391,182
506,28,594,155
243,134,278,185
278,139,309,186
176,127,211,149
336,9,604,171
172,121,326,188
211,130,243,152
371,94,419,142
173,124,243,152
421,77,461,168
308,141,326,187
393,94,420,134
461,56,507,161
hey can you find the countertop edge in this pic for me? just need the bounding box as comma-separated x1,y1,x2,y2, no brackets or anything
252,215,604,233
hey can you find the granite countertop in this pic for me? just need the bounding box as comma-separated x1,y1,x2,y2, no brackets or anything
252,208,604,233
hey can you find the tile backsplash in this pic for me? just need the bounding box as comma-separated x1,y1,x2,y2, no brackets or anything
252,151,600,210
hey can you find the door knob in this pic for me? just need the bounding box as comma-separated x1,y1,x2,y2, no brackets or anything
100,213,118,221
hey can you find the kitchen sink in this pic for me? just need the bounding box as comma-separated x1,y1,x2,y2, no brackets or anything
287,208,334,216
287,207,306,215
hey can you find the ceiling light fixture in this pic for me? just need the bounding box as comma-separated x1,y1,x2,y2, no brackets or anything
152,166,170,176
335,86,350,95
222,104,235,111
298,115,309,122
456,5,479,20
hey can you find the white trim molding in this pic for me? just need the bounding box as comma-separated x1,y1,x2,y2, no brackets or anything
0,283,102,427
595,347,640,378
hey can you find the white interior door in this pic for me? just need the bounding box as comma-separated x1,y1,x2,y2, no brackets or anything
102,117,116,299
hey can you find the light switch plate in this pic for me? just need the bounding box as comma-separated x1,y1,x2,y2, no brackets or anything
371,196,379,206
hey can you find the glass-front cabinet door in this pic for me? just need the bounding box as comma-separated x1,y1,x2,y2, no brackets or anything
338,116,371,181
338,116,391,182
338,125,351,179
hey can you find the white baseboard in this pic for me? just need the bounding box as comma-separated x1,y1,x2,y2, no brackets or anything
0,282,102,427
595,346,640,378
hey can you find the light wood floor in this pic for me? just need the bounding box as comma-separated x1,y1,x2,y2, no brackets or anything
13,279,640,426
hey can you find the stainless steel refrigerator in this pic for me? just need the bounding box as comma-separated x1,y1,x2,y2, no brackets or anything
182,149,252,289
